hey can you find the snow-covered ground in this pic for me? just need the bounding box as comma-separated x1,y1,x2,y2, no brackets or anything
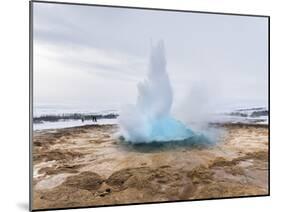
206,106,268,125
33,105,268,131
33,118,118,131
209,113,268,125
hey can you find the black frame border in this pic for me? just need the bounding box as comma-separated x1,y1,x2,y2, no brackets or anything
29,0,270,211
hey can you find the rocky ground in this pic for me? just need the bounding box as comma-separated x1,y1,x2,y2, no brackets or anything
32,123,269,210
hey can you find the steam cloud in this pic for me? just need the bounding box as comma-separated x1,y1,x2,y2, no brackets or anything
118,40,196,143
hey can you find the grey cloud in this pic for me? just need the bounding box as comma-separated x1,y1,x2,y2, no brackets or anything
33,2,268,110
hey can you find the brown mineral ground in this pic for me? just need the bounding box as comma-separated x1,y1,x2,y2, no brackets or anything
32,123,268,210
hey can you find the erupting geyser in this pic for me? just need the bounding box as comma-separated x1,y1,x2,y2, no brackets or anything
119,40,195,143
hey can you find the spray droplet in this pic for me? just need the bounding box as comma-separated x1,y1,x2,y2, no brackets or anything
119,40,195,143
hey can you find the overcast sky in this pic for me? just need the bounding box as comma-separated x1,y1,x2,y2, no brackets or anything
33,2,268,112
